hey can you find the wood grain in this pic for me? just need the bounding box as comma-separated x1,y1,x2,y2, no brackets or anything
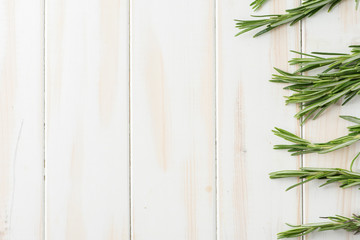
217,0,302,239
0,0,44,239
46,0,129,239
131,0,216,239
302,1,360,239
0,0,357,239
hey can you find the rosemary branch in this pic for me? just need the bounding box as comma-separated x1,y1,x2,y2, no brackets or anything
272,45,360,121
270,164,360,191
250,0,269,11
273,115,360,155
236,0,359,37
278,214,360,239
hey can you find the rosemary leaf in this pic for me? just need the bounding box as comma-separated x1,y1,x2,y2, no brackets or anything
250,0,269,11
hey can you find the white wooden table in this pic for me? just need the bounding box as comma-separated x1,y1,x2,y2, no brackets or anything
0,0,359,239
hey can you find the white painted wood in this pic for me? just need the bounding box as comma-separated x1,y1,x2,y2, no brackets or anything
0,1,44,239
45,0,129,239
217,1,302,239
303,2,360,239
0,0,357,239
131,0,216,239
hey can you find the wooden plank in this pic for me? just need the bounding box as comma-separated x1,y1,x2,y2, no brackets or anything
302,2,360,239
45,0,129,239
131,0,216,239
0,0,44,239
217,0,302,239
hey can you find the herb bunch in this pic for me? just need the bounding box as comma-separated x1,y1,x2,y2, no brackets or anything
236,0,359,37
238,1,360,239
273,115,360,155
278,214,360,238
272,45,360,122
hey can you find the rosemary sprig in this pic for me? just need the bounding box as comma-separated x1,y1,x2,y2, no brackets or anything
250,0,269,11
273,115,360,155
278,214,360,239
272,45,360,121
236,0,359,37
270,154,360,191
270,167,360,191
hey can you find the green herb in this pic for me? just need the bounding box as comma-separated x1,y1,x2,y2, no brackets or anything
270,167,360,191
273,115,360,155
270,152,360,190
250,0,269,11
271,45,360,122
278,214,360,239
236,0,359,37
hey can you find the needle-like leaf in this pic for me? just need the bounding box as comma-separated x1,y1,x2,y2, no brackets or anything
250,0,269,11
278,214,360,239
273,116,360,155
272,45,360,122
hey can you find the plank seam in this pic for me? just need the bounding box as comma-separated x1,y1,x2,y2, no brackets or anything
43,0,47,238
299,1,305,238
129,0,133,238
215,0,219,239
